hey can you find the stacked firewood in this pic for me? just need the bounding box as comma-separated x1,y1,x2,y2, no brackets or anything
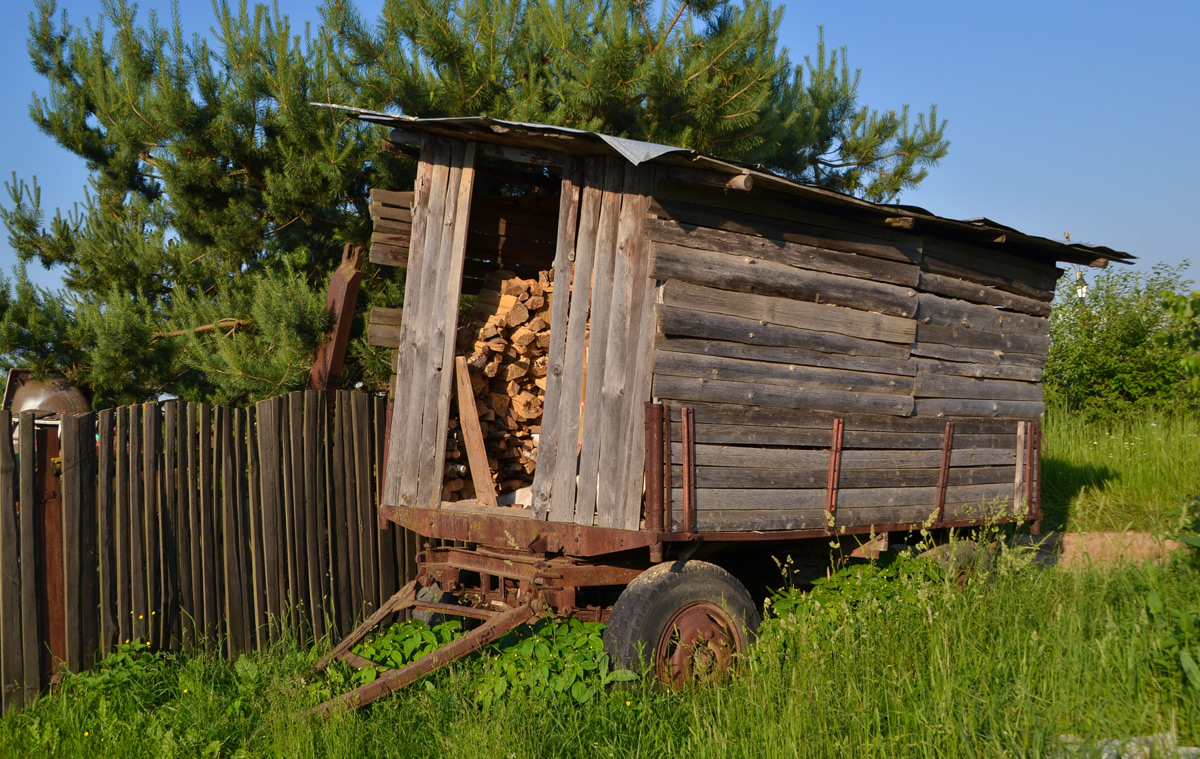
442,269,555,502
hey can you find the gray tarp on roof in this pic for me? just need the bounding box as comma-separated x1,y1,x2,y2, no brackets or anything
315,103,1133,268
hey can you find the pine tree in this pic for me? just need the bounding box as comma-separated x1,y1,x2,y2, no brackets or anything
0,0,948,407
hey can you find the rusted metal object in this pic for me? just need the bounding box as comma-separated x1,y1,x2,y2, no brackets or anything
312,600,537,718
1029,421,1043,535
935,421,956,523
34,425,67,681
680,406,696,534
309,244,363,391
662,405,673,534
3,369,89,414
315,581,417,672
643,402,664,533
654,601,744,688
825,418,844,535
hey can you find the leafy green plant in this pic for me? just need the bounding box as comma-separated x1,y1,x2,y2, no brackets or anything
346,619,464,686
1146,588,1200,692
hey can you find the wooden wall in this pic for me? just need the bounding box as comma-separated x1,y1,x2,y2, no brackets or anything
646,178,1055,533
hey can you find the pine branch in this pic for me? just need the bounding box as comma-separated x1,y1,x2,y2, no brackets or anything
152,318,250,340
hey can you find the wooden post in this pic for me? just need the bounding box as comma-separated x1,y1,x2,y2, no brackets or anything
310,244,364,391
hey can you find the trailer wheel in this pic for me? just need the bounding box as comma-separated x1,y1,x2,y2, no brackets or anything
603,560,760,688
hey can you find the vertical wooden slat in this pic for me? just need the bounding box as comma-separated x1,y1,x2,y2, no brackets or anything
386,138,442,506
219,406,244,657
59,414,83,671
18,413,40,698
548,159,606,523
1013,421,1027,516
75,412,100,667
574,158,626,525
340,391,363,620
233,408,253,652
114,408,132,646
185,402,201,648
302,391,324,639
531,159,583,519
416,141,478,509
255,398,281,641
97,409,116,656
197,403,216,649
248,402,267,649
141,404,161,649
374,395,397,599
314,392,331,636
330,391,352,634
162,402,178,649
0,410,22,709
352,392,378,611
286,391,306,635
128,404,147,643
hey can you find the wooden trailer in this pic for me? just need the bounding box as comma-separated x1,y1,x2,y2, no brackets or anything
313,106,1132,713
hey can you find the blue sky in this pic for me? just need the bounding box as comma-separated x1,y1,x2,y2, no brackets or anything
2,0,1197,291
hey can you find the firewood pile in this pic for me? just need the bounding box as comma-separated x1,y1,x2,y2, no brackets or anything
443,269,555,502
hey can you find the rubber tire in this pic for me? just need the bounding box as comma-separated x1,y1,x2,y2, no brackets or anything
603,560,761,677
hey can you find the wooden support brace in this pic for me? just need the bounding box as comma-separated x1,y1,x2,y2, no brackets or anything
454,357,498,507
680,407,697,534
935,421,955,523
314,580,417,672
663,406,673,533
825,418,844,535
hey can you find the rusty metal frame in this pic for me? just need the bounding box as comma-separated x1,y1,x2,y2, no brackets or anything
825,418,844,535
934,421,955,523
662,403,673,533
643,402,664,533
680,406,697,534
1028,421,1043,534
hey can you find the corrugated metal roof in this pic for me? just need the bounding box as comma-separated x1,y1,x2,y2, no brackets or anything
317,103,1133,269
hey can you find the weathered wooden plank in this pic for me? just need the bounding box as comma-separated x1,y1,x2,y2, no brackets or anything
339,391,363,623
128,404,147,643
575,157,625,526
673,464,1015,490
673,483,1014,512
454,358,498,507
97,409,116,656
246,403,265,649
914,372,1043,402
654,350,913,397
232,408,252,653
923,237,1059,295
373,395,397,605
219,406,245,657
654,337,916,377
315,393,333,635
547,160,607,523
352,392,378,614
161,403,178,649
654,374,915,417
0,410,22,709
911,340,1046,369
663,399,1017,433
661,279,915,345
416,141,478,509
285,392,306,634
670,443,1016,470
385,137,441,507
198,403,219,648
915,292,1050,336
330,391,353,635
367,322,403,349
254,399,281,642
669,421,1015,450
657,304,910,361
77,412,100,668
644,216,920,286
115,407,132,647
652,242,919,318
141,404,161,651
915,358,1043,383
531,159,583,520
17,413,39,699
370,188,414,211
650,187,923,263
916,322,1050,356
301,391,324,640
178,403,196,649
58,413,83,672
917,270,1052,316
595,167,649,529
915,398,1046,419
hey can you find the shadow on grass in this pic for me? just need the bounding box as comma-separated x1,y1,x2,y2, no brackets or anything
1040,457,1117,532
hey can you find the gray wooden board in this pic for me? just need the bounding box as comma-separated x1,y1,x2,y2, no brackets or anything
374,395,397,603
915,292,1050,336
330,392,352,635
386,139,441,506
671,464,1015,489
916,322,1049,356
914,358,1043,383
649,188,922,264
652,242,918,318
418,141,478,509
18,413,38,697
246,403,264,649
670,443,1016,469
574,158,625,526
654,374,915,417
668,421,1014,450
141,405,160,650
98,409,116,655
353,392,378,614
657,304,910,360
662,399,1018,434
915,398,1046,419
644,216,920,286
911,340,1046,369
923,237,1060,294
339,391,363,624
660,279,915,344
913,372,1043,402
530,160,583,519
917,270,1051,316
655,337,916,378
548,160,607,523
59,414,83,671
302,391,323,638
0,410,21,708
129,404,147,642
254,399,280,642
653,350,913,397
182,404,197,645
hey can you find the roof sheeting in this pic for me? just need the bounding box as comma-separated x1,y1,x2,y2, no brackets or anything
317,103,1133,269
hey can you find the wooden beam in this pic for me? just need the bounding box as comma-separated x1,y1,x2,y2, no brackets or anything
310,244,363,390
454,357,498,508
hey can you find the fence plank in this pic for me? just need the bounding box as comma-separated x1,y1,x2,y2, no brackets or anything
114,408,131,648
74,412,100,668
184,402,201,647
285,392,305,635
338,391,362,623
218,406,243,657
256,398,283,641
314,392,331,637
0,410,21,710
97,410,116,657
128,404,147,643
18,413,39,699
352,392,377,612
141,404,161,650
162,403,178,649
197,403,216,649
302,391,324,640
248,402,267,649
233,408,252,653
374,395,397,599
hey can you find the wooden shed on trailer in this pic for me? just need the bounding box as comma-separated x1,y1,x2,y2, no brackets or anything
312,105,1132,714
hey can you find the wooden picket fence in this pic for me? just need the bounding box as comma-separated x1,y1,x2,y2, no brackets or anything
0,390,418,713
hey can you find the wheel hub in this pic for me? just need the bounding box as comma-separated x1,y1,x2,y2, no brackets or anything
654,601,742,688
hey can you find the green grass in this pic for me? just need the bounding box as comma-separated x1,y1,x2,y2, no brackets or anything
1042,410,1200,532
3,547,1198,758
